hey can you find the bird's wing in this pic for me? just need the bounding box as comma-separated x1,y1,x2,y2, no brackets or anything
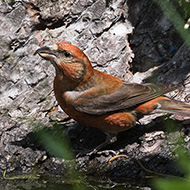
73,83,182,115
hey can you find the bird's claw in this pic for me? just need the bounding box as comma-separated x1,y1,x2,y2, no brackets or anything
76,149,117,158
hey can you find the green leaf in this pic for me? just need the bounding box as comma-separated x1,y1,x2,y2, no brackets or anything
154,178,190,190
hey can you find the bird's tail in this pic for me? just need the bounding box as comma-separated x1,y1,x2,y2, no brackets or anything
156,97,190,117
135,96,190,117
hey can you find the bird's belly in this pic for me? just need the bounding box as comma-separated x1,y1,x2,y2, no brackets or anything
55,90,136,133
63,105,136,133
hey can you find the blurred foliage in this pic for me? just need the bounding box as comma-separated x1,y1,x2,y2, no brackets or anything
23,118,86,190
154,111,190,189
154,143,190,190
155,117,190,190
153,3,190,189
35,125,74,160
154,178,190,190
172,0,190,20
154,0,190,47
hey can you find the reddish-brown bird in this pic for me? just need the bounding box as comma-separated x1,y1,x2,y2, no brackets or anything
35,42,190,153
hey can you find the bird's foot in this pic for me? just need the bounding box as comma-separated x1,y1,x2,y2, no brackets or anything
76,148,117,158
96,149,117,156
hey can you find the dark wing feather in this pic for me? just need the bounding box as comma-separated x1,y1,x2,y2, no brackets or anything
73,83,182,115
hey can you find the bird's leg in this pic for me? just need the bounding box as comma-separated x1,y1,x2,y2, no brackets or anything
76,133,117,157
86,132,118,156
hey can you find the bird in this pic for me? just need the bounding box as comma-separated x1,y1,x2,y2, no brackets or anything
35,41,190,154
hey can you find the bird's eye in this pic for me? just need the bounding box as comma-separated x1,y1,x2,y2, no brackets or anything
64,51,71,58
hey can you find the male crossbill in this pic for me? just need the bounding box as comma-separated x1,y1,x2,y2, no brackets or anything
35,42,190,153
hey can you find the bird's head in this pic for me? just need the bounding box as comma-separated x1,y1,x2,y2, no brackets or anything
35,42,93,82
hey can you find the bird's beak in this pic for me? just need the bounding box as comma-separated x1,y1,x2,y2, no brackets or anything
34,45,59,68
